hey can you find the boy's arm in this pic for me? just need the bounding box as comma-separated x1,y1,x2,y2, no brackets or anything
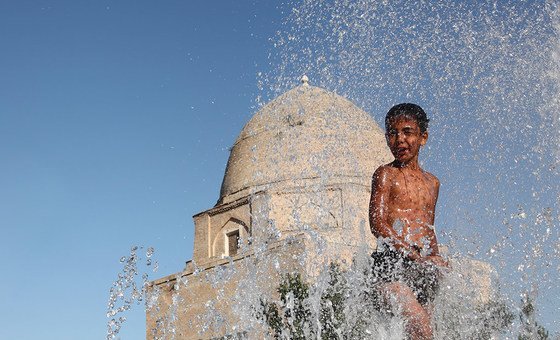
369,166,422,260
420,176,449,268
428,177,441,256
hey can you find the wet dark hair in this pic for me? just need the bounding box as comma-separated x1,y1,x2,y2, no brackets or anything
385,103,429,133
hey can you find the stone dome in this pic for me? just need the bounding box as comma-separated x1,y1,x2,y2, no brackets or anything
219,84,392,204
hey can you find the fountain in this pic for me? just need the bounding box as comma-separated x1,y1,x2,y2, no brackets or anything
108,1,559,339
259,1,559,336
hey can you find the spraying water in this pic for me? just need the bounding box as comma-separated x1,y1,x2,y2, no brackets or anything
258,0,560,335
111,1,560,338
107,246,157,339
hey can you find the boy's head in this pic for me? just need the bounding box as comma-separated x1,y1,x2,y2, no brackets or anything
384,103,429,165
385,103,429,133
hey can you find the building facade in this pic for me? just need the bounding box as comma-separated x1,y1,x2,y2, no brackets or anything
147,81,394,338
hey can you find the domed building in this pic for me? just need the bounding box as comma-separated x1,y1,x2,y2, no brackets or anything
192,79,392,267
146,80,394,338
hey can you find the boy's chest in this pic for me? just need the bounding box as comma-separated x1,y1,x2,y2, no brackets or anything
389,176,435,208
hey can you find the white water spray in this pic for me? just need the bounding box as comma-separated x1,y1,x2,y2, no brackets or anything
110,1,559,338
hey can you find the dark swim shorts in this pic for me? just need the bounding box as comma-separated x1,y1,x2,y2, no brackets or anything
370,249,440,305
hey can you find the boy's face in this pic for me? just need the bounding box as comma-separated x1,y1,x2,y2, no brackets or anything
385,116,428,165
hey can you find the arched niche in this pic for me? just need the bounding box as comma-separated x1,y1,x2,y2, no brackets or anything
212,218,249,258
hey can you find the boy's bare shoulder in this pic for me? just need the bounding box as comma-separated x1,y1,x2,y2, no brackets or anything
373,163,399,179
372,164,401,191
422,170,440,188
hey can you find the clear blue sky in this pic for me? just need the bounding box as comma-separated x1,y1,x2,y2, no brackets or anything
1,1,558,339
0,2,282,339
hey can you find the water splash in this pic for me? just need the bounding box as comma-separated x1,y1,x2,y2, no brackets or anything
142,0,559,338
107,246,158,339
258,0,559,333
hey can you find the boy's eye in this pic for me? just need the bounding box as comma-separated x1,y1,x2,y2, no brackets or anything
403,128,417,135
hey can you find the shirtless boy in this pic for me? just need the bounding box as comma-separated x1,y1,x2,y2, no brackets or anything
369,103,448,340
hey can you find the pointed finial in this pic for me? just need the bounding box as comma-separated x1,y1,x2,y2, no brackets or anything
300,74,309,86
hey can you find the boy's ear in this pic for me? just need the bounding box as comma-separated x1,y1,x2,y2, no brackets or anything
420,130,429,146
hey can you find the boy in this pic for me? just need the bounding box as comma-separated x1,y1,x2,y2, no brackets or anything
369,103,448,340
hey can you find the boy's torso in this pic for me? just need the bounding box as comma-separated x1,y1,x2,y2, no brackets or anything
383,165,438,254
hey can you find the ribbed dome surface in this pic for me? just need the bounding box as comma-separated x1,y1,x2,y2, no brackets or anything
219,84,392,203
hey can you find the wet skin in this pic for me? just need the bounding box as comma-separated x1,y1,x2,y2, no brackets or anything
369,116,448,340
369,116,446,265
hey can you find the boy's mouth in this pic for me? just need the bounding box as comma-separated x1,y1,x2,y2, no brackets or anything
396,147,408,156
